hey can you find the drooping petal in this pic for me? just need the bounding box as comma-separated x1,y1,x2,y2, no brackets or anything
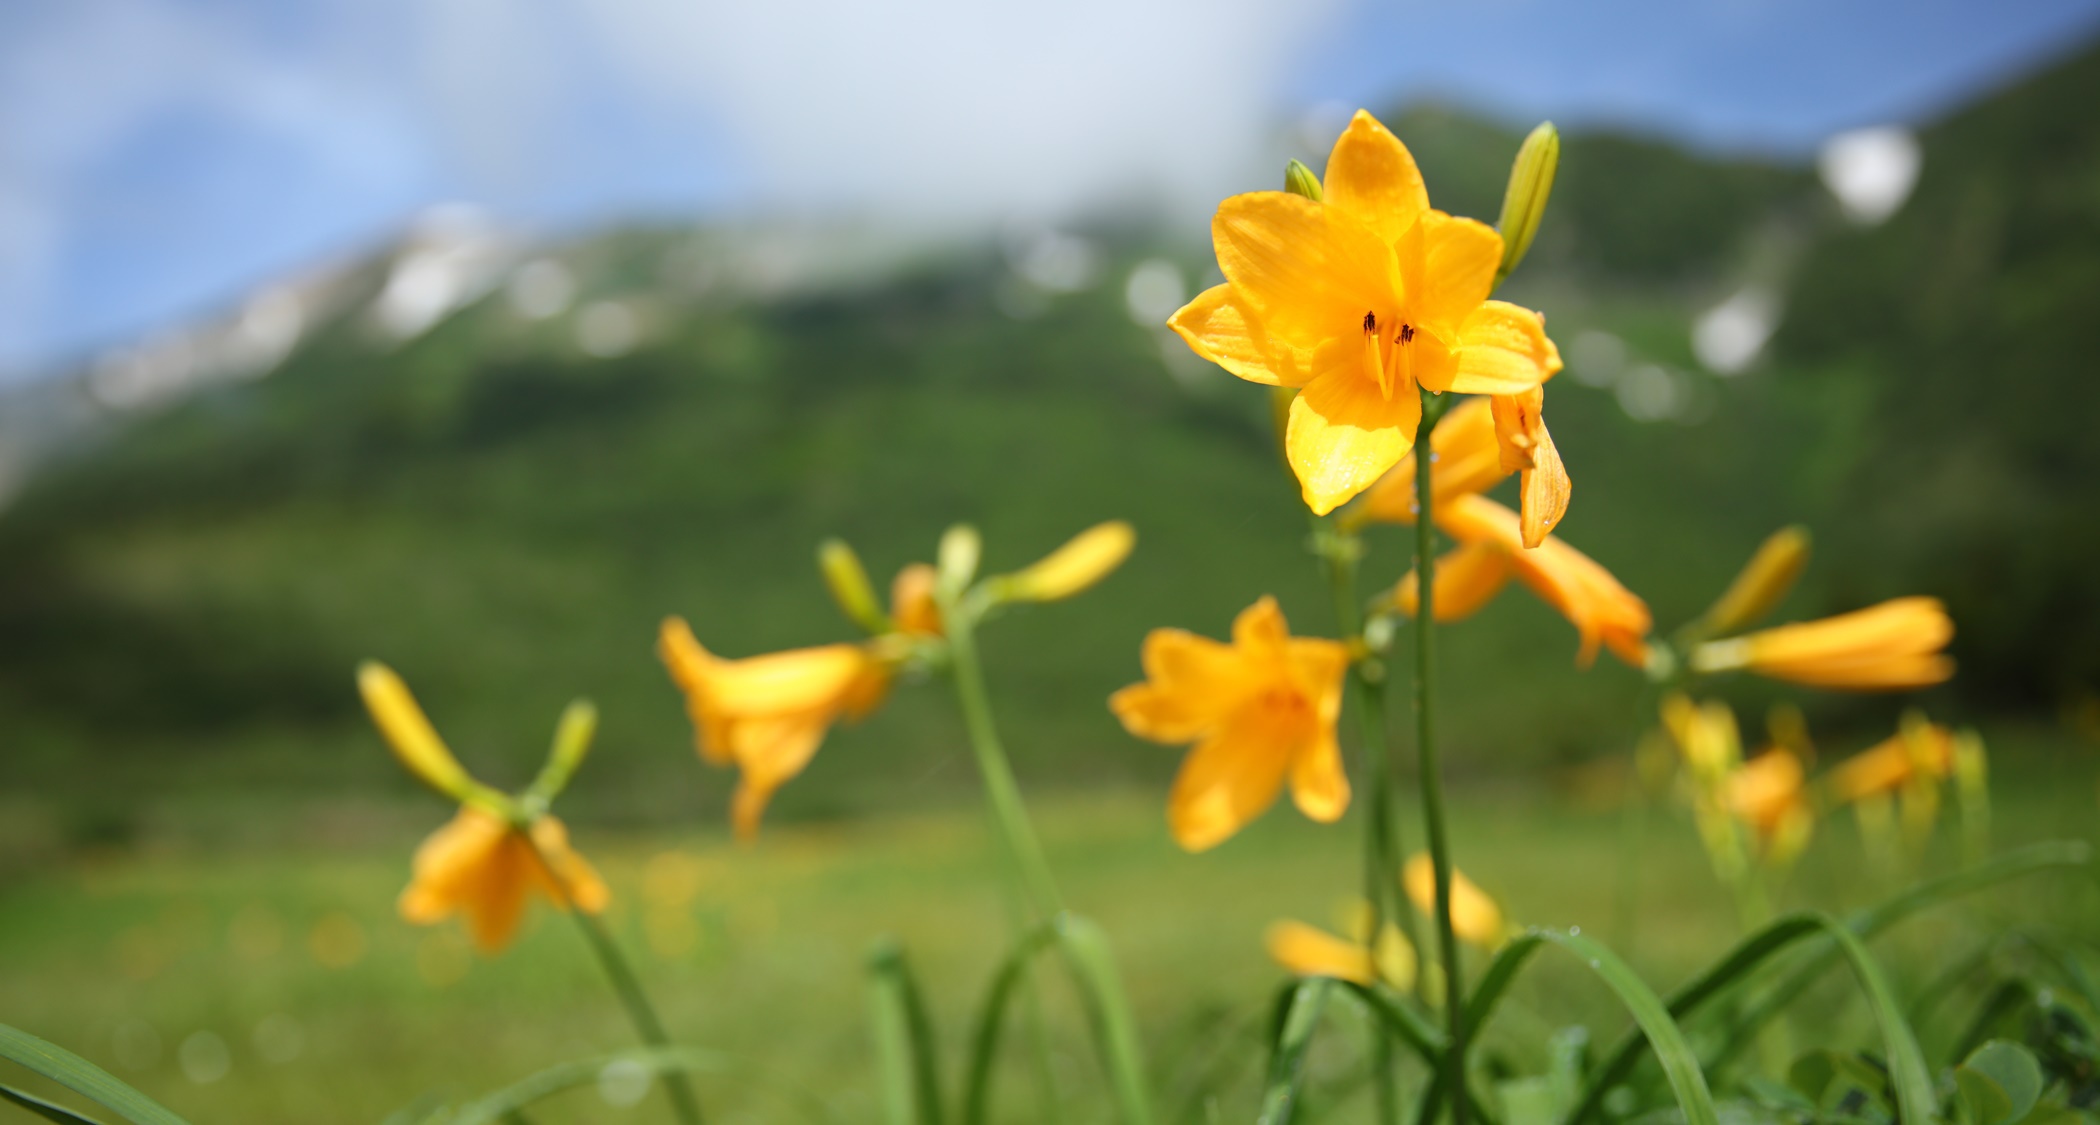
1321,110,1430,246
399,808,510,924
461,835,534,953
1265,919,1375,984
1287,367,1423,515
656,618,736,765
1518,422,1571,548
1438,302,1559,395
1212,193,1402,352
1169,284,1327,388
1437,495,1650,666
1394,211,1503,337
527,815,612,914
1393,539,1515,623
1165,706,1298,852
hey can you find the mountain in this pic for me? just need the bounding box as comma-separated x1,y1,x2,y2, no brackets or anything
1773,38,2100,705
6,88,2011,848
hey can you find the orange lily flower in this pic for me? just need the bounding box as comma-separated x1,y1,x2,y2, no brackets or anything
1690,597,1954,690
358,662,610,954
1827,720,1955,804
1169,110,1562,515
1728,749,1814,863
401,807,611,953
1392,492,1651,668
1265,915,1416,989
1402,852,1508,947
1110,596,1350,851
658,621,891,840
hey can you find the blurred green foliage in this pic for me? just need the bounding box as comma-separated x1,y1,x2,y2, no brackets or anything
5,46,2096,840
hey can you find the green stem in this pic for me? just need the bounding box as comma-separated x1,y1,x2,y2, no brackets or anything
940,599,1065,921
552,876,705,1125
1318,534,1419,984
1413,387,1466,1125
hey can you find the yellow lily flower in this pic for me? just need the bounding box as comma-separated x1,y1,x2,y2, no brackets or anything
358,662,610,953
1110,596,1350,851
1728,749,1814,865
1827,720,1955,804
1265,916,1416,990
401,807,611,953
1169,110,1562,515
1391,493,1651,668
1690,597,1954,690
658,621,891,840
1402,853,1507,947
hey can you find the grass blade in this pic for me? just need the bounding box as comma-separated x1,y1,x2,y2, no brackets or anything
1054,913,1156,1125
1413,934,1547,1125
0,1024,190,1125
1821,919,1939,1125
2,1083,108,1125
434,1047,831,1125
1530,930,1721,1125
1257,979,1330,1125
960,920,1058,1125
1706,842,2089,1074
867,937,947,1125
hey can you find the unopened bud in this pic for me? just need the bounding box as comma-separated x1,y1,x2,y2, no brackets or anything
1284,158,1325,203
1494,122,1559,288
527,700,598,807
936,524,982,596
1693,526,1810,640
358,662,476,801
995,521,1135,603
818,538,889,634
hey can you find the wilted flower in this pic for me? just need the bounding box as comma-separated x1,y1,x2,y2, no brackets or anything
1169,110,1561,514
1110,596,1350,851
1691,597,1953,690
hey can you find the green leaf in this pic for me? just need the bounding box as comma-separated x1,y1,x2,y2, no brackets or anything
1956,1041,2044,1125
1563,843,2088,1125
1788,1049,1890,1114
0,1024,190,1125
1256,979,1329,1125
1,1083,109,1125
867,937,946,1125
429,1046,831,1125
960,920,1057,1125
1053,914,1155,1125
1533,930,1721,1125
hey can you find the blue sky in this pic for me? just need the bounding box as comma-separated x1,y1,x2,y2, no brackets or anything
4,0,2098,381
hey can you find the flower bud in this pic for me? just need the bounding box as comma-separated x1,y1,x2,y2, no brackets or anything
1694,526,1810,640
936,524,981,595
1283,158,1325,203
1494,122,1559,288
527,700,598,807
995,521,1135,603
817,538,890,634
358,662,476,801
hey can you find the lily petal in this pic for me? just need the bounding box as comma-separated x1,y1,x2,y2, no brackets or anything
1213,193,1401,352
1440,302,1560,395
1287,366,1423,515
1288,726,1351,824
1321,110,1430,246
1395,211,1503,337
1166,708,1297,852
1169,284,1327,388
1110,629,1255,742
1266,919,1375,984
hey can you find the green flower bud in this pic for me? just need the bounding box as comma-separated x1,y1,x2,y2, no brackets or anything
1494,122,1559,287
1284,158,1325,202
818,538,890,634
525,700,598,808
936,524,982,596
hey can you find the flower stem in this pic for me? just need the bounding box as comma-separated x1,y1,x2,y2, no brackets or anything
1413,387,1466,1125
940,599,1065,921
526,836,704,1125
1318,530,1419,983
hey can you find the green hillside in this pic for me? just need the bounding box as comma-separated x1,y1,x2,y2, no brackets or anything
11,70,2071,849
